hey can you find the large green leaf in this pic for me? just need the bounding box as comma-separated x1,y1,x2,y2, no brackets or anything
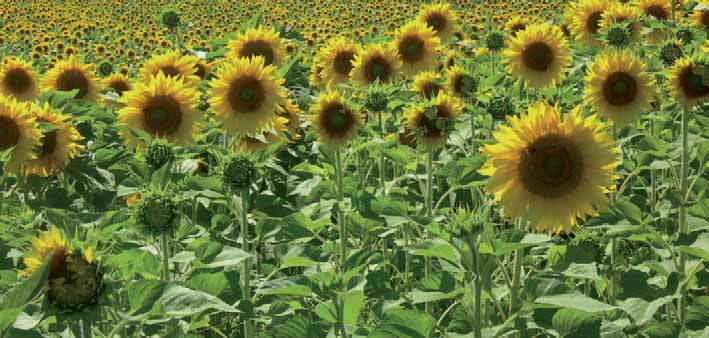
552,308,602,338
159,285,240,317
369,309,435,338
128,279,166,315
535,294,616,312
0,257,50,333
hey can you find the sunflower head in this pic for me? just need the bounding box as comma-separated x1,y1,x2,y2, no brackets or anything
394,21,441,76
319,37,359,85
223,155,256,191
445,65,477,99
404,91,463,147
666,56,709,108
660,39,684,66
417,3,459,42
42,55,97,101
599,3,642,44
0,96,42,172
226,26,284,67
101,73,132,96
504,24,571,89
479,102,619,233
0,58,40,102
506,17,531,36
137,193,178,234
350,43,402,86
140,50,199,86
97,61,113,77
568,0,610,46
310,89,362,147
412,71,443,100
23,102,82,177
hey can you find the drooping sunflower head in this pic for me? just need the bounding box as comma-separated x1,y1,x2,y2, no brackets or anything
412,71,443,100
140,50,199,86
0,96,41,172
666,56,709,108
394,21,441,76
479,102,619,234
118,72,201,147
20,226,102,311
0,58,39,102
23,102,82,177
599,3,642,44
350,43,402,86
404,91,463,147
416,3,459,42
310,89,362,147
503,24,571,89
319,37,360,86
583,49,657,126
101,73,132,96
208,56,286,136
42,55,98,101
226,26,284,67
568,0,610,46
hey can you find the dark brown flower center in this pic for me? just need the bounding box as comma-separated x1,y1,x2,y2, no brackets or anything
644,5,669,20
416,104,450,140
426,13,447,34
320,102,355,137
522,42,554,71
421,82,442,100
453,74,463,95
702,11,709,26
39,130,58,156
679,67,709,99
109,80,130,95
364,56,391,83
227,76,265,113
586,11,603,34
602,72,638,105
158,65,181,77
519,134,584,198
142,95,183,135
398,35,425,63
4,68,32,94
56,69,89,99
239,40,275,66
511,23,526,33
0,116,21,150
333,50,355,76
48,247,68,279
194,63,207,79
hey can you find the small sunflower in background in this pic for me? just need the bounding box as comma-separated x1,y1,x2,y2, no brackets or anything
445,65,477,99
209,56,286,136
193,59,212,80
118,72,201,146
505,17,531,37
279,95,302,139
479,102,619,234
638,0,673,43
412,71,443,99
404,91,463,147
350,43,401,86
416,3,459,42
504,24,571,89
584,49,657,127
0,58,40,102
666,56,709,108
599,3,642,44
310,89,362,147
101,73,132,96
42,55,98,100
0,96,41,172
568,0,609,47
689,1,708,30
319,37,360,86
20,226,103,311
394,21,441,76
226,26,284,67
23,102,82,177
140,50,200,86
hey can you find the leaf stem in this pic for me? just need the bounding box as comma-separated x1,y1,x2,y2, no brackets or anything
160,233,170,281
677,105,689,321
425,147,434,314
335,148,347,269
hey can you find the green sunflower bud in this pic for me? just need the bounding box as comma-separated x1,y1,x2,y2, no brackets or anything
604,25,631,49
137,194,178,233
145,139,175,169
98,61,113,77
161,10,180,29
364,88,389,113
47,249,103,311
459,73,479,99
486,31,505,52
677,29,693,45
660,42,683,66
487,94,515,120
223,156,256,191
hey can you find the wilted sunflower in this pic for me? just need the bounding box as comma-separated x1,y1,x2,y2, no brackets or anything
140,50,199,86
226,26,284,67
0,96,41,172
310,89,362,147
412,71,443,99
20,226,102,311
416,3,459,42
0,58,39,102
504,24,571,89
42,55,98,100
394,21,441,76
209,56,286,136
599,3,642,44
404,91,463,147
666,57,709,108
23,102,82,177
568,0,610,46
118,72,201,146
350,43,402,86
584,49,656,126
479,102,618,233
319,37,359,86
101,73,132,96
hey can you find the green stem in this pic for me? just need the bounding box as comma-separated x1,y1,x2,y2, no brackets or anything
378,111,386,195
509,219,524,314
240,190,254,338
335,148,347,269
424,147,434,314
81,319,92,338
609,238,618,306
677,106,689,321
472,238,482,338
160,233,170,281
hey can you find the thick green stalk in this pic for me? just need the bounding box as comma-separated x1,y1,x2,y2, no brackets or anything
677,106,689,321
472,238,482,338
378,111,386,195
335,148,347,268
81,319,92,338
241,190,254,338
425,147,434,314
609,238,618,305
509,218,524,314
160,233,170,281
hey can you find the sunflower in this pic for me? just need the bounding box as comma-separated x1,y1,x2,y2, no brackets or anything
101,73,132,96
23,103,82,177
350,43,401,86
479,102,618,233
416,3,459,42
310,89,362,147
639,0,672,43
690,2,709,29
42,55,98,100
506,17,531,36
504,24,571,89
583,49,656,126
194,59,212,80
234,129,283,153
118,72,201,146
394,21,441,76
0,97,41,172
568,0,610,46
20,226,102,311
404,91,463,147
319,37,360,86
412,71,443,99
226,26,284,67
209,56,286,136
0,58,40,102
599,3,642,44
666,57,709,108
140,50,199,86
279,96,302,138
445,65,471,98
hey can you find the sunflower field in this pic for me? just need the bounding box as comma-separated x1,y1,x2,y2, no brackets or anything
0,0,708,337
